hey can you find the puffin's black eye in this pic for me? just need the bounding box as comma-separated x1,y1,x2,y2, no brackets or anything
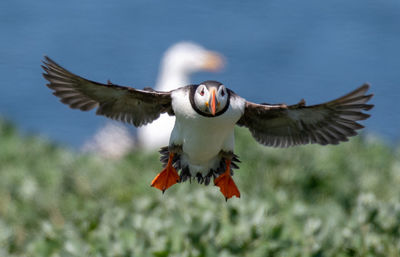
221,90,225,97
200,89,204,96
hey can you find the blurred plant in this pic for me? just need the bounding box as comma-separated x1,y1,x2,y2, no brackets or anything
0,118,399,256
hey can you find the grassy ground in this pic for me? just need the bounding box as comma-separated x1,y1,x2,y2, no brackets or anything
0,118,399,257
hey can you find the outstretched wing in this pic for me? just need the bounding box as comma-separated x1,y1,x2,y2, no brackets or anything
237,84,374,147
42,56,173,127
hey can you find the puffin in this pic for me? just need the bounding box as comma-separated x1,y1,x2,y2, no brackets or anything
42,56,374,200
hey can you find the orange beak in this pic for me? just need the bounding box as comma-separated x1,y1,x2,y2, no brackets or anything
210,89,217,116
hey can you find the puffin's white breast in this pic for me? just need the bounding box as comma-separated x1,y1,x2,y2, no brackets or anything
170,88,245,174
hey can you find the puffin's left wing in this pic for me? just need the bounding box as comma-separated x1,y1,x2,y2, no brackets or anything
237,84,373,147
42,56,173,127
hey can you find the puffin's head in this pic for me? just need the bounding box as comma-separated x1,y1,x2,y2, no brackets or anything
193,80,229,117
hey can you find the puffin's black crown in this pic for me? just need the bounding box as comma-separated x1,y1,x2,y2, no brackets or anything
199,80,223,88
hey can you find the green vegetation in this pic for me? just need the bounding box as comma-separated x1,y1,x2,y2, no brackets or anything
0,118,399,257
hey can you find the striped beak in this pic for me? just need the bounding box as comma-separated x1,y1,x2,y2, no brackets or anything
209,89,217,116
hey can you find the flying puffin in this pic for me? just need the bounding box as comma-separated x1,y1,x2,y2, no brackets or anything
42,56,374,200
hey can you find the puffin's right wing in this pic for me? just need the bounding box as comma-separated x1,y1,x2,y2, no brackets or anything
42,56,173,127
237,84,373,147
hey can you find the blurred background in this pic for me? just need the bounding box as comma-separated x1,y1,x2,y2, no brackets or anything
0,0,399,148
1,1,400,256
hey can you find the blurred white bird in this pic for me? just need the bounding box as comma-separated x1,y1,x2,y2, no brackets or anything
82,42,224,158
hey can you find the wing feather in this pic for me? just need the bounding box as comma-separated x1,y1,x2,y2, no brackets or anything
42,56,173,127
237,84,373,147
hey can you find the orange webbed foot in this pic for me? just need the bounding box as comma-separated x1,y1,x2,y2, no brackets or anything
151,153,180,193
214,160,240,201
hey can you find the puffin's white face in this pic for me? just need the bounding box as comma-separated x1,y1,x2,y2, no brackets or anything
194,84,229,116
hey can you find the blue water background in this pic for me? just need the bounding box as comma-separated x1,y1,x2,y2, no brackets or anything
0,0,399,147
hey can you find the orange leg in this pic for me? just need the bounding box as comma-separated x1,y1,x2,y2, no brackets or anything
151,153,180,193
214,159,241,201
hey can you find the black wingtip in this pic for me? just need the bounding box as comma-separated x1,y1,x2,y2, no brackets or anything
42,56,62,69
361,83,371,90
42,55,51,65
44,55,52,61
365,104,374,111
